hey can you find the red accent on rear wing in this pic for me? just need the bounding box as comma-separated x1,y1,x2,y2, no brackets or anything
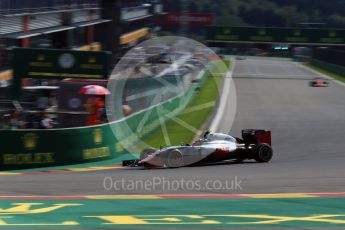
255,131,271,146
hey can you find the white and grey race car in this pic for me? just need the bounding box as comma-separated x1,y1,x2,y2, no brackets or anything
123,129,273,168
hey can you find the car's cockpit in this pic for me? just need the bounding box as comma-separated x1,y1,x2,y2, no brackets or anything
205,133,236,142
192,132,236,146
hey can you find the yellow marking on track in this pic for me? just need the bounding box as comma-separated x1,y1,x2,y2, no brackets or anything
242,193,317,198
67,168,96,172
87,166,116,170
0,172,21,175
85,195,162,199
0,165,122,175
67,166,120,172
205,214,345,224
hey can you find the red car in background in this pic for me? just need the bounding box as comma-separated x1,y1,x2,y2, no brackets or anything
310,78,329,87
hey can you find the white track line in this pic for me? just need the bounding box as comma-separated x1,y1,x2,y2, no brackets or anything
209,59,235,132
295,62,345,87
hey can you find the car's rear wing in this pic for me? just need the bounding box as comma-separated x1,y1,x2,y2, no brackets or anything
242,129,271,146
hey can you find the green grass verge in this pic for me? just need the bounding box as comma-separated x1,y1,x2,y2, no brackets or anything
304,63,345,84
142,61,230,148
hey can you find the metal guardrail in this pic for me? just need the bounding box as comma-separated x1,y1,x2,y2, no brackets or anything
310,59,345,77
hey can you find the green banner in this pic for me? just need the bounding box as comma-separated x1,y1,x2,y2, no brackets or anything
12,48,111,98
206,26,345,45
13,48,111,79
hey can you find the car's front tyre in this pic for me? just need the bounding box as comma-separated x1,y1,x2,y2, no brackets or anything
165,149,184,168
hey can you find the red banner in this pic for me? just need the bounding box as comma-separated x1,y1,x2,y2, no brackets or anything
164,13,214,25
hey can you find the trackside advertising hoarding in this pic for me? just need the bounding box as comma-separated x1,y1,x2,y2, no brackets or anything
164,13,214,25
11,48,111,98
13,48,111,79
206,26,345,45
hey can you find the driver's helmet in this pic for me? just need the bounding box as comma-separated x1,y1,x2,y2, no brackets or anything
203,131,212,140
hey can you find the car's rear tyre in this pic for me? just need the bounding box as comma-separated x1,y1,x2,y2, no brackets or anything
165,149,184,168
254,144,273,162
140,148,157,160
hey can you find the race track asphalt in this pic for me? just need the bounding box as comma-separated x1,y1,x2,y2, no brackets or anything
1,57,344,196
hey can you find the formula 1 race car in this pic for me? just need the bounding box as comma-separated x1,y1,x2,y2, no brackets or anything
310,78,329,87
123,129,273,168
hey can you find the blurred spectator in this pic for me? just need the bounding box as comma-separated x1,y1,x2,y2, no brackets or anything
0,113,10,130
9,111,25,129
122,104,133,117
84,96,105,126
40,113,56,129
99,107,107,124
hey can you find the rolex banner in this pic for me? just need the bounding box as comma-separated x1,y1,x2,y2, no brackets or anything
0,125,117,170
